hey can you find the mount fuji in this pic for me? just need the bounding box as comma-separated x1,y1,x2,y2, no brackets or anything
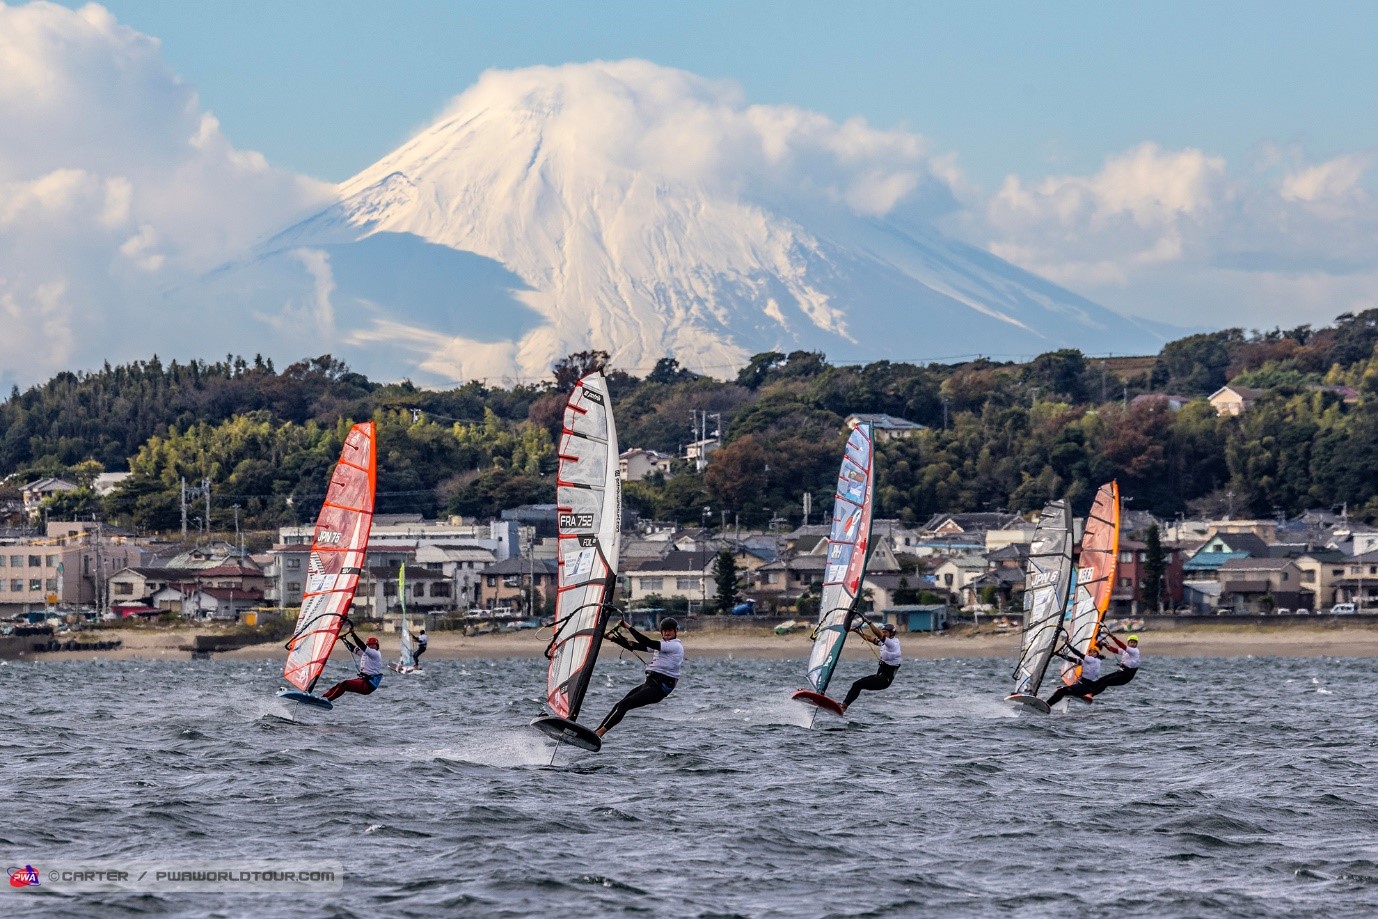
198,61,1165,384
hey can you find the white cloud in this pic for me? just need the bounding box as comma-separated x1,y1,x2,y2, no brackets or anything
434,60,962,220
0,1,332,387
978,141,1378,329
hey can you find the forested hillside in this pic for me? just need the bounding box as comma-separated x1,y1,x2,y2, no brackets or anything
5,310,1378,534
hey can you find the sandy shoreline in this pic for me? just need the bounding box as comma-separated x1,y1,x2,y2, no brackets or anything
11,622,1378,662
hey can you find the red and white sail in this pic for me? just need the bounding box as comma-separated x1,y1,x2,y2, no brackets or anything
283,421,378,693
544,372,620,721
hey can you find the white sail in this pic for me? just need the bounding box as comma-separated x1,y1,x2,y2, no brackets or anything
803,422,875,695
1011,501,1074,698
543,371,620,722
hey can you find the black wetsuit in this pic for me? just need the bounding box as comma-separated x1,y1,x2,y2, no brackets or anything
842,661,898,709
1082,666,1137,697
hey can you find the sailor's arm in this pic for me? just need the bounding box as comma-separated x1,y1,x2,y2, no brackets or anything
624,622,660,650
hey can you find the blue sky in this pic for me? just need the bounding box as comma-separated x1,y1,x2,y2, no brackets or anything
71,0,1378,187
4,1,1378,387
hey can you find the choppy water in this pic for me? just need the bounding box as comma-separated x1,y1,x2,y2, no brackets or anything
3,651,1377,917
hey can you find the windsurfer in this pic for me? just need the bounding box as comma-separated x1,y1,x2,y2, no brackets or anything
1080,632,1140,697
594,618,684,738
412,628,428,667
1044,644,1102,707
323,631,385,701
841,620,901,711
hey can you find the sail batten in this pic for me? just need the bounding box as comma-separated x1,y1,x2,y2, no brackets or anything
1011,500,1074,698
1061,482,1121,684
802,422,876,696
543,371,620,724
282,421,378,694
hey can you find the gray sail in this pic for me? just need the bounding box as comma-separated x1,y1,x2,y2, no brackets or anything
1011,501,1074,697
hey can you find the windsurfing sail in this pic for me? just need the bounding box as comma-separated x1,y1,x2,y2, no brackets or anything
539,370,620,733
282,421,377,694
397,562,417,671
1009,500,1074,700
801,421,875,698
1060,481,1120,683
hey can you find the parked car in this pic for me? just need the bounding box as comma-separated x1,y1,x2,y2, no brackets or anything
1295,608,1310,615
1274,608,1290,616
1331,603,1357,615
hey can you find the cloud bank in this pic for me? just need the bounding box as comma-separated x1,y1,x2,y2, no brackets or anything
2,3,1376,388
0,1,330,386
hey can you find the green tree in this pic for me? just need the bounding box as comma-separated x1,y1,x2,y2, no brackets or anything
713,549,742,614
1142,523,1166,613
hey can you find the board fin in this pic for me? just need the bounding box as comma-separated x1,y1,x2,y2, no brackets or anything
277,689,334,710
1004,692,1051,714
791,689,847,717
530,716,602,752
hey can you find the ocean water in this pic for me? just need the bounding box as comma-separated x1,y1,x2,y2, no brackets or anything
3,651,1377,918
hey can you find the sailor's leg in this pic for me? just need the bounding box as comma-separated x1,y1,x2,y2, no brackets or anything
324,676,370,701
595,677,668,735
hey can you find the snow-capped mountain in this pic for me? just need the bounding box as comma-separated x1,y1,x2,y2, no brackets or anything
203,61,1164,384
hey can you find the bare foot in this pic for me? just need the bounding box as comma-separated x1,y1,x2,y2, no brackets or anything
595,727,607,737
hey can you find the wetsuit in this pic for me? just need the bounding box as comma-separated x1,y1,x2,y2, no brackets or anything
1045,647,1102,706
596,626,684,735
323,638,385,701
412,632,427,666
842,634,901,709
1082,641,1139,697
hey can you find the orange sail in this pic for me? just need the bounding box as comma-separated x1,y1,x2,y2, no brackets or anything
1060,481,1120,684
282,422,378,693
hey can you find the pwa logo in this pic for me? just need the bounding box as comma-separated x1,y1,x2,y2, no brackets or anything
7,865,39,888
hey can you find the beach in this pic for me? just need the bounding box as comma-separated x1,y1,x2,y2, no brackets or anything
13,619,1378,662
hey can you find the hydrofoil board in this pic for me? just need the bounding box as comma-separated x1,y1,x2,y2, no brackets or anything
791,689,846,717
1005,692,1051,714
530,716,601,752
277,689,334,710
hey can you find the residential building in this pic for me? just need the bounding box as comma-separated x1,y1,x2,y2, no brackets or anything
1216,557,1308,613
21,477,77,519
844,413,926,441
619,448,676,483
1208,384,1264,416
479,556,559,614
625,550,719,610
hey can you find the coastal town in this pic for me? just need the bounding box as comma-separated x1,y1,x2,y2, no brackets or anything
4,450,1376,661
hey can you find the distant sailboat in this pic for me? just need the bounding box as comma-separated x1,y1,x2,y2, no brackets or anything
1059,482,1120,688
278,421,378,709
1006,500,1074,713
792,421,875,719
530,371,620,752
390,562,420,674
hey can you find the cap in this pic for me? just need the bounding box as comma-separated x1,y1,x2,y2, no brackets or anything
366,636,379,647
881,622,896,633
1126,634,1139,642
659,617,679,631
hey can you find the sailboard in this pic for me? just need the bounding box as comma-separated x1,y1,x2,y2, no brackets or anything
390,563,419,674
791,421,875,718
1059,481,1120,685
531,370,620,753
278,421,378,709
1006,500,1073,712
